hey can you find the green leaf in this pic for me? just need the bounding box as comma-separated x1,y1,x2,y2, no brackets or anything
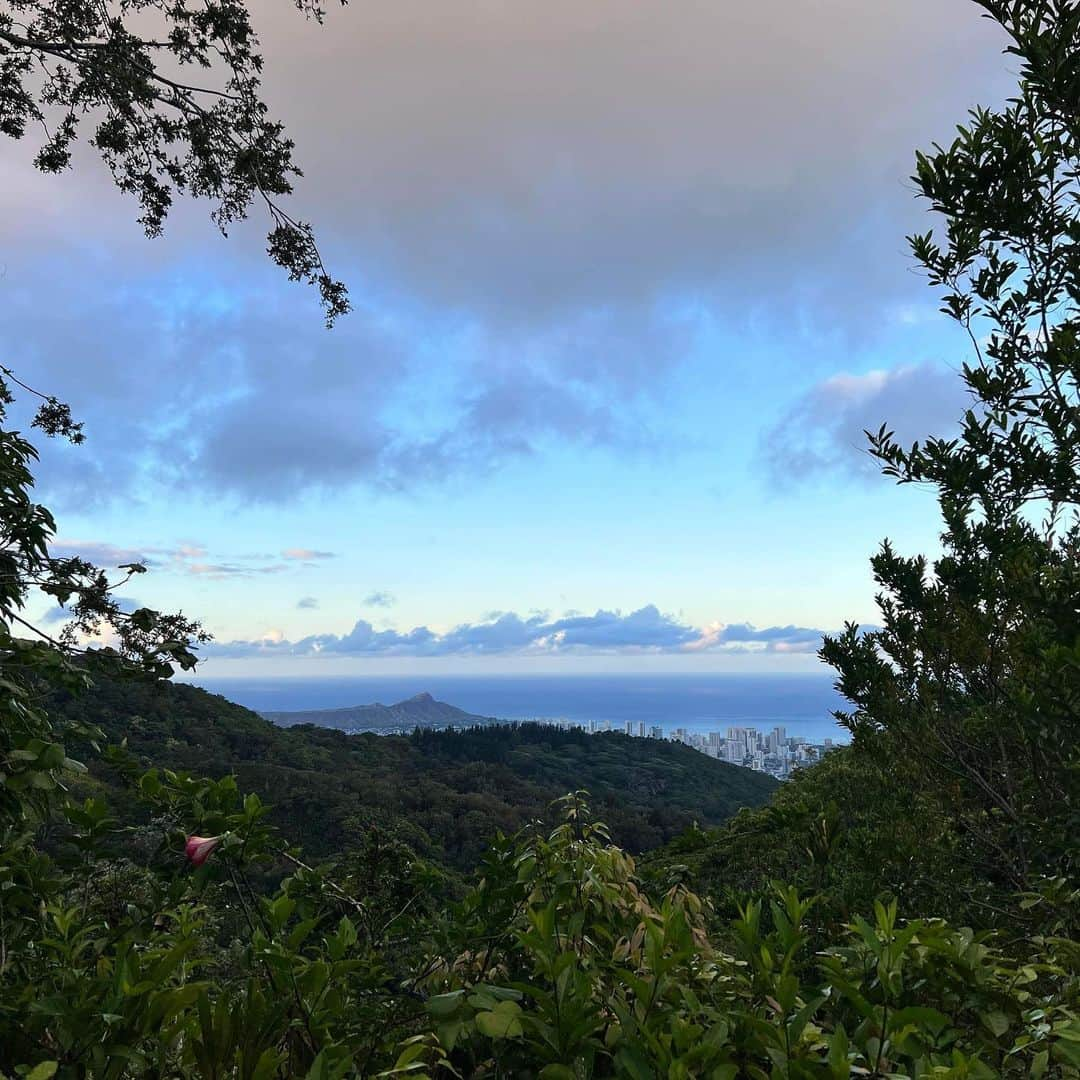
475,1001,524,1039
427,990,465,1019
25,1065,59,1080
889,1006,950,1034
613,1044,654,1080
981,1010,1011,1038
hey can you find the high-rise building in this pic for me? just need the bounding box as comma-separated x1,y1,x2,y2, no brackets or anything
636,720,646,737
649,725,663,740
625,720,635,736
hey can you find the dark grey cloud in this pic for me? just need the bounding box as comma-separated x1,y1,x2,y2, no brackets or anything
1,1,1014,505
715,623,827,646
2,1,1011,326
205,606,850,659
253,0,1012,326
761,362,972,485
11,267,675,504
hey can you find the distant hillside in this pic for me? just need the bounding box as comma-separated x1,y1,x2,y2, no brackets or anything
262,690,495,731
51,677,779,870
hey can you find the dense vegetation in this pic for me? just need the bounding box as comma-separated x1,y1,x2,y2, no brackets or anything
47,677,776,869
2,0,1080,1077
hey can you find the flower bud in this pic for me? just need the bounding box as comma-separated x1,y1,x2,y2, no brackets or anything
184,834,222,867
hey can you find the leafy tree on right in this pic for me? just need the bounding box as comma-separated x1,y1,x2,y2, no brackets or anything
822,0,1080,907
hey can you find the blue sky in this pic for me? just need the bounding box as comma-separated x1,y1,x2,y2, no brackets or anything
2,0,1015,674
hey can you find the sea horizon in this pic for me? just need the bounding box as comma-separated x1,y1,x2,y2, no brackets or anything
187,671,851,744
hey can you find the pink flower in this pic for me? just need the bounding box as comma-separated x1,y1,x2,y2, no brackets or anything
184,835,222,867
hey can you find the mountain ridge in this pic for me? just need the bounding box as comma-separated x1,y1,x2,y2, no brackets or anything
260,690,496,731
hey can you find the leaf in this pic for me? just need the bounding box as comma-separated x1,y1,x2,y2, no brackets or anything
888,1006,950,1034
475,1001,524,1039
436,1021,463,1052
427,990,465,1019
981,1009,1011,1037
25,1065,59,1080
391,1041,429,1069
828,1025,850,1079
613,1044,655,1080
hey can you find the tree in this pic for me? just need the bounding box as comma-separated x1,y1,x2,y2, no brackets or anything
0,0,347,820
822,0,1080,901
0,0,348,325
0,367,213,822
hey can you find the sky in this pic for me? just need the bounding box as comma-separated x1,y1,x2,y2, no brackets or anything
2,0,1017,675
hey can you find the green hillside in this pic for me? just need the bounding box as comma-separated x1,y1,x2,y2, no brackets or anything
50,677,777,870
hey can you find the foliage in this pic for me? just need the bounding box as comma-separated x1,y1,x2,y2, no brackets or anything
640,746,983,932
399,797,1080,1079
1,767,446,1077
5,780,1078,1079
0,367,208,827
46,676,776,869
819,0,1080,905
0,0,348,322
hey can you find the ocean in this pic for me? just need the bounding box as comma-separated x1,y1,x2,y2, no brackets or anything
188,673,851,744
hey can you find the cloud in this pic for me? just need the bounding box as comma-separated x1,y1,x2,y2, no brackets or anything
690,622,831,656
51,540,154,566
247,0,1009,325
185,561,290,579
761,363,972,485
51,538,330,579
205,606,851,660
42,595,139,624
3,2,1014,505
16,282,681,504
363,591,396,608
297,596,319,609
542,605,699,649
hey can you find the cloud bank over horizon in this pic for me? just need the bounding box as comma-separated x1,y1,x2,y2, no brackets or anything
203,605,854,661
